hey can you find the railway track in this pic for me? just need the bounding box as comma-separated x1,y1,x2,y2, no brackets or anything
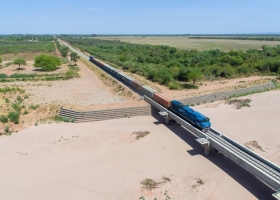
207,130,280,182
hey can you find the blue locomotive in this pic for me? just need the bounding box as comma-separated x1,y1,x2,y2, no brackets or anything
169,100,211,132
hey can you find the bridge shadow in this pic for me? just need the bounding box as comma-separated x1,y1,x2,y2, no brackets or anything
151,114,275,200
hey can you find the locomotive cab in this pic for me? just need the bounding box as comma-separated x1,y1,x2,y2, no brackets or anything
197,117,211,132
89,55,94,61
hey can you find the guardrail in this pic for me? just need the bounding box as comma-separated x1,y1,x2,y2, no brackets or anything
144,95,280,199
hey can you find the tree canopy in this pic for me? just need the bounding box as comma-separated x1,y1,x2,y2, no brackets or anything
34,55,61,71
70,52,79,64
187,71,203,85
13,58,26,70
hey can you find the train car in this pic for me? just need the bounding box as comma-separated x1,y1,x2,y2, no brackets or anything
131,80,143,91
169,100,211,132
153,93,171,109
141,85,157,99
123,75,134,85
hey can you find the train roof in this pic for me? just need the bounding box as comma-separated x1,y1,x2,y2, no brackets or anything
171,100,209,120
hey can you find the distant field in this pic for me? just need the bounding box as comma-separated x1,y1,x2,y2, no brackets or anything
94,36,280,51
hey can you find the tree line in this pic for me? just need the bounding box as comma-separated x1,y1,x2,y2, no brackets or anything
60,36,280,89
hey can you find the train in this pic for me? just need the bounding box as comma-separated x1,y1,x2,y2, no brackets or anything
89,55,211,132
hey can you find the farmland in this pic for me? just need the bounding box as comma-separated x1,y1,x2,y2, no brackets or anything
94,36,280,51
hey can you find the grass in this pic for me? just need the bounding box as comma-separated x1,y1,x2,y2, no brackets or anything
245,141,265,152
227,99,252,109
133,131,150,140
141,176,171,191
94,36,280,51
52,115,75,123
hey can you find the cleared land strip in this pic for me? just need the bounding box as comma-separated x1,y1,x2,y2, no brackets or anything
59,82,276,122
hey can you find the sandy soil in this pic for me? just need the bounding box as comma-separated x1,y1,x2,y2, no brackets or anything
0,60,68,75
195,89,280,166
1,60,127,107
0,90,278,200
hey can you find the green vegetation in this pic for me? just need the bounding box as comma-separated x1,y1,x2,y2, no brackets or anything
0,115,8,124
0,35,55,55
29,104,39,110
34,54,62,71
0,57,2,65
187,71,203,85
52,115,75,123
55,40,69,57
13,58,26,70
70,52,79,65
0,87,25,94
60,37,280,89
8,111,20,124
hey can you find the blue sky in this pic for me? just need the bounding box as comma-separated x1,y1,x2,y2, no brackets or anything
0,0,280,34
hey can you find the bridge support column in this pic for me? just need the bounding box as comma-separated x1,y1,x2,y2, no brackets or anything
158,111,171,125
196,137,213,156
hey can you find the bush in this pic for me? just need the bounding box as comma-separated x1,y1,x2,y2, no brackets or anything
29,104,39,110
12,103,22,112
8,112,20,124
0,115,8,124
4,126,9,134
65,69,75,78
34,54,62,71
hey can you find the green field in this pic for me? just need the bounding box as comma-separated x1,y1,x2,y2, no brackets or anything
94,36,280,51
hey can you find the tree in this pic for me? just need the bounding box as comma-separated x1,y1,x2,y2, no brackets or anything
34,54,61,71
13,58,26,70
187,71,203,85
70,52,79,65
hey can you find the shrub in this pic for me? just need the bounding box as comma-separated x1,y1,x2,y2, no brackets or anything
65,69,75,78
0,115,8,124
34,54,62,71
8,112,20,124
4,126,9,134
29,104,39,110
12,103,22,112
17,95,23,102
23,110,28,115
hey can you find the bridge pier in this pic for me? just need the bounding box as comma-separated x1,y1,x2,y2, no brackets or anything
158,111,171,125
196,137,213,156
